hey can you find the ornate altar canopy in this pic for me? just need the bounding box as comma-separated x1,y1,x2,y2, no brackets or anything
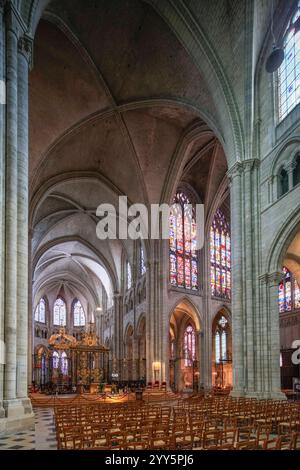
34,326,110,393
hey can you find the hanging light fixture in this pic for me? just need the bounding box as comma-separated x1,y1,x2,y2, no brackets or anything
266,46,284,73
266,0,284,73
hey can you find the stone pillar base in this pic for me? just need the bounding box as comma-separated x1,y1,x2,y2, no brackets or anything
268,390,287,401
0,398,34,435
230,388,245,398
231,389,287,400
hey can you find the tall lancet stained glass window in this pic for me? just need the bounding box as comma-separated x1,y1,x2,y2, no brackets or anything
53,297,66,326
210,209,231,299
140,246,146,275
73,299,85,326
34,298,46,323
169,191,198,290
278,2,300,121
279,267,300,312
127,261,132,290
184,325,196,367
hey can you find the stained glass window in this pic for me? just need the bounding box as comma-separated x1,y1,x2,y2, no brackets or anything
169,191,198,290
52,351,68,375
215,332,220,364
214,315,228,363
278,2,300,121
210,209,231,299
140,246,146,275
34,298,46,323
53,351,59,369
61,352,68,375
279,267,300,312
184,325,196,367
53,297,66,326
73,299,85,327
127,261,132,289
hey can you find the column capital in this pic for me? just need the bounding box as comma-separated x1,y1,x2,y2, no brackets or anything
227,162,243,181
259,271,283,286
286,159,297,173
241,158,260,173
18,34,33,68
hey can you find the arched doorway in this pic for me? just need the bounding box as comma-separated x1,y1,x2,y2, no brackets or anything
169,300,201,392
212,310,232,390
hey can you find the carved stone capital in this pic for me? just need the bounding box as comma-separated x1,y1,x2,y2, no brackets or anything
227,162,243,181
260,271,283,287
18,35,33,68
242,158,260,172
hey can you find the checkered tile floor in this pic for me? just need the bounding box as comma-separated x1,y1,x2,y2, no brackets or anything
0,408,57,450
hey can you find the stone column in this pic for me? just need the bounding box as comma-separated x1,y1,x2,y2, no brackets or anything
197,330,204,389
243,161,255,393
113,293,122,379
287,161,296,191
202,238,212,391
267,272,286,399
145,260,154,383
132,335,138,381
4,3,19,403
228,163,245,396
16,34,31,400
1,3,34,432
0,0,6,424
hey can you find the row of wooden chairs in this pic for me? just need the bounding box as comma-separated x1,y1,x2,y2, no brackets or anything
54,395,300,450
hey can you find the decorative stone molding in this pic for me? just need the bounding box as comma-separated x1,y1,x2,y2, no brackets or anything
227,162,242,181
227,159,260,182
280,312,300,328
259,271,283,286
242,159,260,172
18,35,33,68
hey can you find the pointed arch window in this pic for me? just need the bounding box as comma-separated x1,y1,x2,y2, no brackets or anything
278,167,289,197
293,154,300,186
52,351,59,369
210,209,231,299
278,2,300,120
215,332,221,364
184,325,196,367
53,297,66,326
214,315,228,363
127,261,132,289
61,352,68,375
279,267,300,312
34,298,46,323
73,299,85,327
169,190,198,290
140,246,146,275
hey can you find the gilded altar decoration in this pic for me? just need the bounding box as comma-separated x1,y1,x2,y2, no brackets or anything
33,324,110,393
48,327,77,350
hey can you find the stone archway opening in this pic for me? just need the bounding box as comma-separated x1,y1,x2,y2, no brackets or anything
212,309,232,391
169,300,201,393
279,231,300,393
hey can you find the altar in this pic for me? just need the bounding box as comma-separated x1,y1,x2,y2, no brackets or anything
33,325,110,393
